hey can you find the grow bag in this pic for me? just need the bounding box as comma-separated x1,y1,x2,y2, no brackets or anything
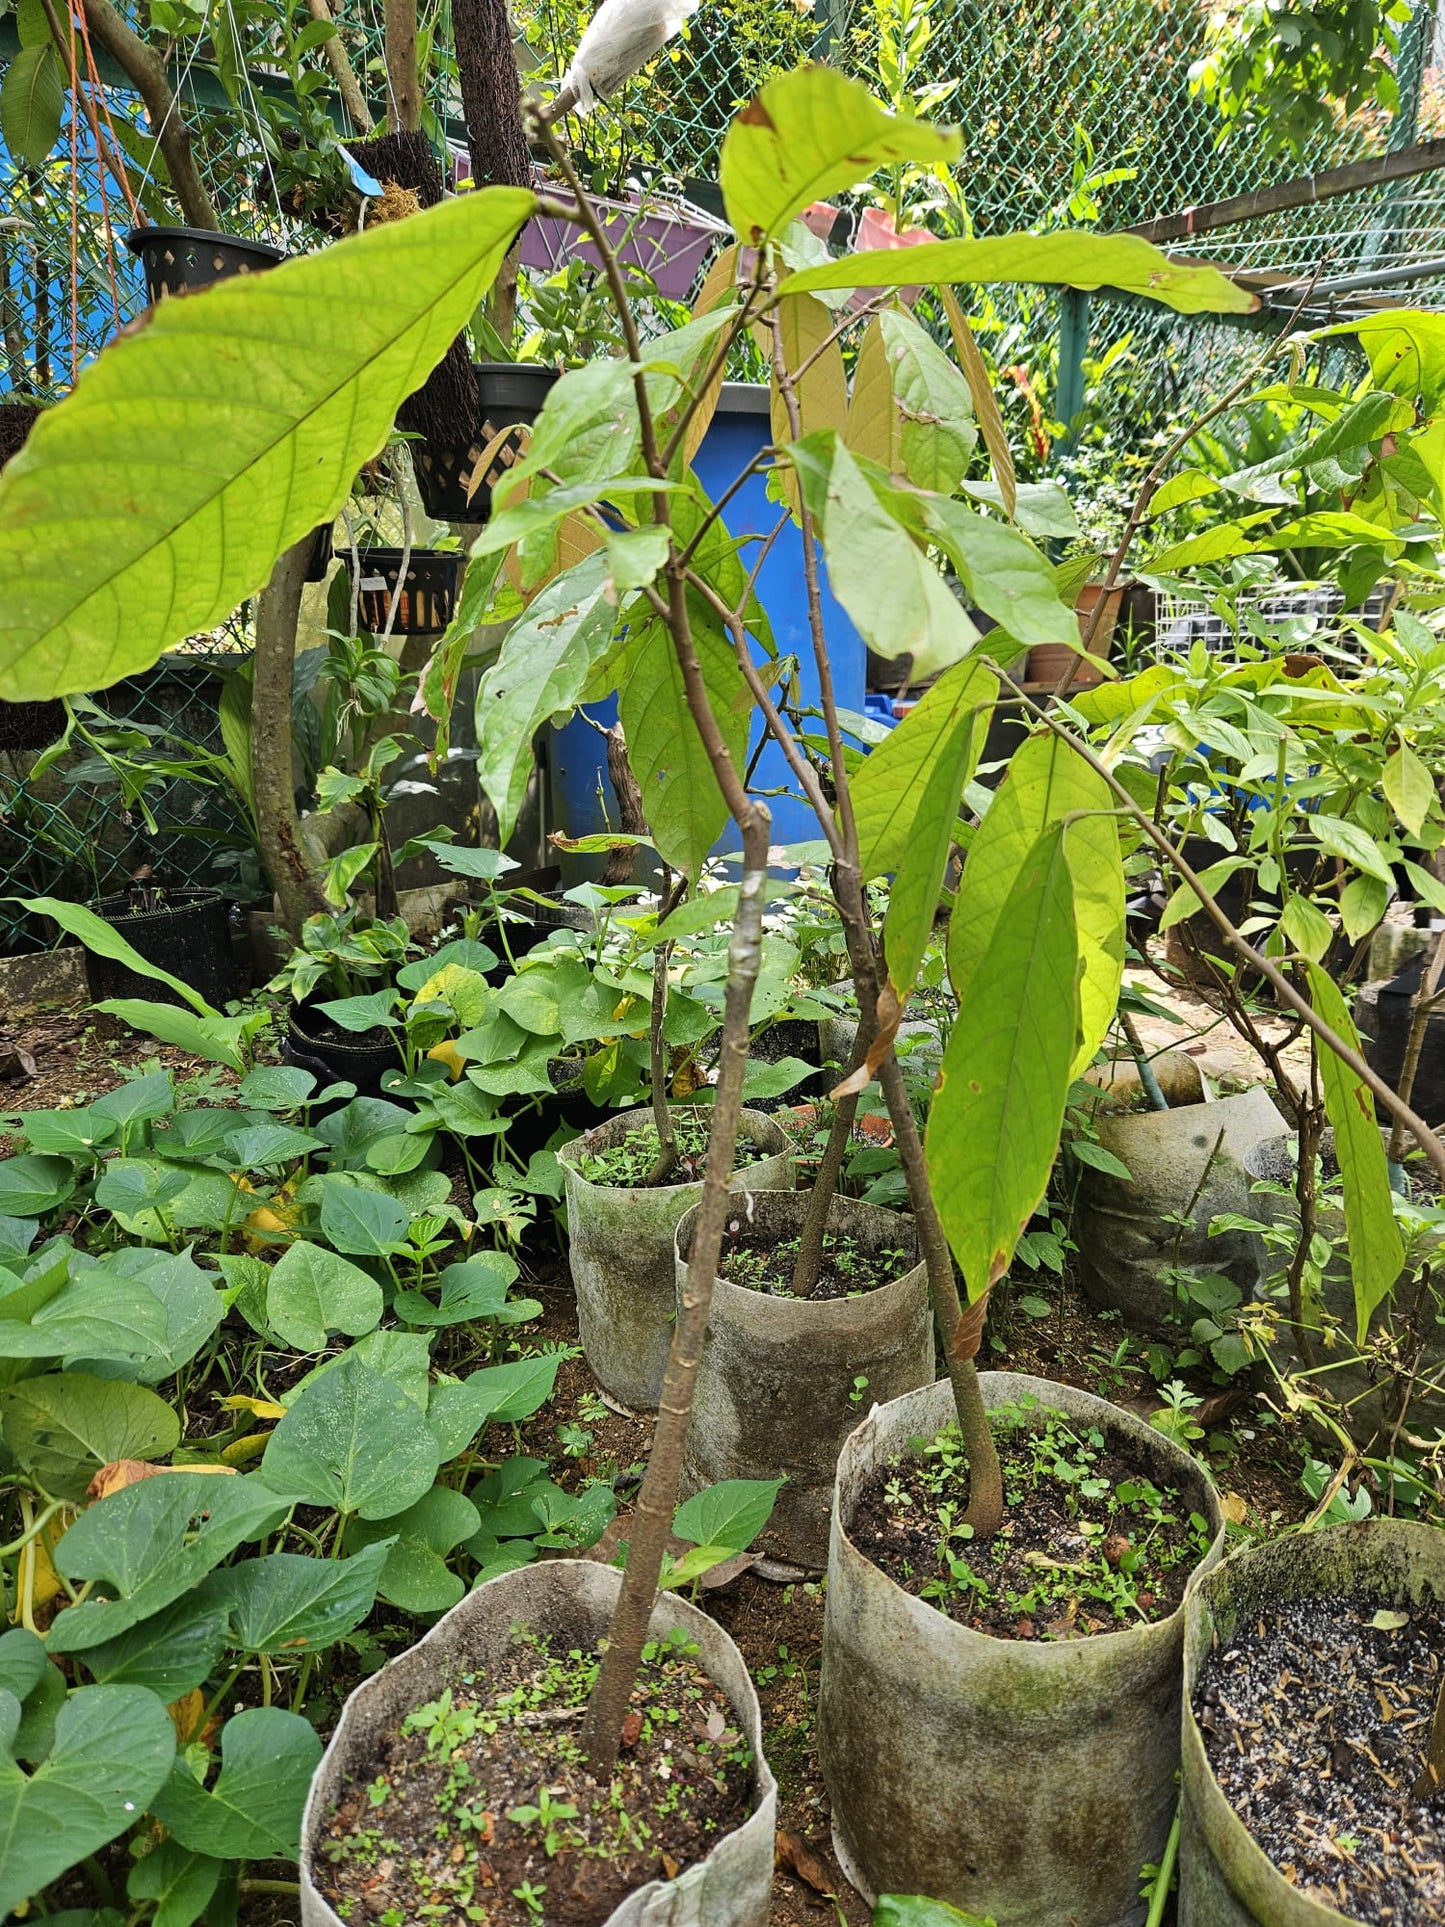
558,1106,794,1412
125,225,287,302
819,1372,1226,1927
85,889,238,1012
412,362,558,523
352,547,462,637
1180,1520,1445,1925
1073,1087,1284,1332
676,1190,931,1569
300,1558,777,1927
1358,957,1445,1125
284,1001,403,1098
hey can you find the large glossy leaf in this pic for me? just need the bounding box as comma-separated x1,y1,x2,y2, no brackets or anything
317,1180,409,1258
0,1373,180,1501
0,1685,175,1917
202,1541,389,1653
0,1153,77,1218
47,1473,289,1653
949,733,1124,1077
672,1478,782,1553
0,187,534,700
883,703,983,999
928,826,1079,1300
150,1706,320,1861
791,432,977,679
853,657,997,880
258,1348,440,1520
475,554,617,845
264,1240,384,1352
720,67,960,243
778,230,1253,314
92,1001,248,1071
878,309,977,494
1307,964,1405,1343
0,42,64,168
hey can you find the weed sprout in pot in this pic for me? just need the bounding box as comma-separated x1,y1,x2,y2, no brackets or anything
675,1188,933,1569
557,1105,794,1411
1181,1520,1445,1925
819,1372,1226,1926
300,1559,777,1927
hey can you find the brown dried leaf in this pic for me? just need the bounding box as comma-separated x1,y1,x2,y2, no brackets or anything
0,1048,37,1084
619,1711,644,1750
775,1829,835,1897
87,1459,236,1502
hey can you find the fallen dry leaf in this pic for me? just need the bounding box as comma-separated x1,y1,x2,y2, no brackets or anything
168,1688,205,1746
660,1852,680,1879
619,1711,643,1749
88,1459,237,1501
1219,1491,1248,1526
0,1048,37,1085
775,1830,835,1896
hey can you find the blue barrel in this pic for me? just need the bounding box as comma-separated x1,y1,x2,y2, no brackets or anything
549,383,867,869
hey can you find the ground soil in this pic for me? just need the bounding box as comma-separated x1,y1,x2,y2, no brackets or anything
320,1631,755,1927
717,1226,912,1301
1197,1595,1445,1925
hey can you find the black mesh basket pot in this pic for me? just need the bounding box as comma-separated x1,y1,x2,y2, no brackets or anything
125,226,287,302
411,363,558,523
0,700,67,753
284,999,404,1098
353,549,462,637
84,888,239,1012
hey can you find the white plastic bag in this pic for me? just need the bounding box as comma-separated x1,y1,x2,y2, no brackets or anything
559,0,702,113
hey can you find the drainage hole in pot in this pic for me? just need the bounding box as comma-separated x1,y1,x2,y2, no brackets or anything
319,1624,756,1926
1195,1593,1445,1925
719,1225,912,1301
851,1396,1214,1639
576,1113,769,1187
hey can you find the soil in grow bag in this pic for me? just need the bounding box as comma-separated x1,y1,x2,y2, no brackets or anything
852,1397,1215,1640
1195,1593,1445,1924
318,1624,755,1927
572,1111,770,1186
717,1221,913,1301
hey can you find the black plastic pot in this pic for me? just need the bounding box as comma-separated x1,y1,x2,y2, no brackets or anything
0,700,67,753
303,523,334,582
486,894,594,976
412,363,558,523
1359,952,1445,1124
125,226,287,303
85,888,238,1011
353,548,462,637
284,998,404,1098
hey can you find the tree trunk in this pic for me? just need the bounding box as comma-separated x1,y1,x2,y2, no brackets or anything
79,0,219,230
252,540,329,938
305,0,373,132
453,0,532,190
384,0,423,133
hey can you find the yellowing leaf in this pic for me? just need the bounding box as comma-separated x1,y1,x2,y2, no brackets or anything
220,1432,273,1466
218,1394,289,1420
168,1688,205,1746
427,1040,467,1081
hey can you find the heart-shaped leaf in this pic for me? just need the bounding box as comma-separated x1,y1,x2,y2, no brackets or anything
79,1596,229,1699
0,1685,175,1916
264,1241,383,1352
258,1349,440,1520
317,1180,409,1258
149,1707,320,1861
673,1478,784,1555
0,1374,180,1500
391,1253,519,1328
201,1541,390,1653
126,1839,221,1927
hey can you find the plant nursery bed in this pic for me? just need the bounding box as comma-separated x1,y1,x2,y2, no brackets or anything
851,1399,1214,1639
717,1223,912,1300
318,1626,756,1927
1196,1592,1445,1924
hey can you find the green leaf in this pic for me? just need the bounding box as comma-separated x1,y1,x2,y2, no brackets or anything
91,1001,246,1071
873,1897,997,1927
392,1254,520,1328
791,433,977,680
317,1178,409,1257
0,188,534,701
673,1478,783,1554
92,1070,176,1129
0,1373,180,1501
79,1597,228,1698
720,67,961,243
0,1685,175,1917
1278,893,1335,964
428,1357,563,1452
1340,873,1390,944
149,1706,320,1861
47,1474,287,1654
778,230,1253,315
854,664,997,886
202,1541,389,1653
264,1241,384,1352
1384,742,1434,838
0,1250,172,1364
0,1153,76,1218
225,1121,324,1168
1310,815,1395,886
929,825,1079,1300
0,42,64,167
237,1066,316,1110
16,1104,118,1158
90,1247,224,1384
923,500,1079,649
7,899,214,1014
321,843,379,908
258,1349,441,1520
127,1841,221,1927
948,733,1123,1077
475,554,617,845
1306,963,1404,1344
878,309,977,494
0,1632,46,1708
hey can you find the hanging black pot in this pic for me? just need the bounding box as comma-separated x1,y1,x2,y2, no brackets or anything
352,548,462,637
0,699,67,753
85,888,239,1012
412,363,559,523
125,226,287,303
283,998,404,1098
0,400,41,470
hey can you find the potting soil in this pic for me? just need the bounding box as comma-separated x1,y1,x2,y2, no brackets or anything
1196,1593,1445,1925
575,1112,767,1186
717,1224,911,1300
319,1625,756,1926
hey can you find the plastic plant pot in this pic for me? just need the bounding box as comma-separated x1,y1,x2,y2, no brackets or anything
557,1105,794,1412
818,1371,1226,1927
85,887,238,1012
519,185,729,300
300,1558,777,1927
410,362,559,523
125,225,287,302
352,547,462,637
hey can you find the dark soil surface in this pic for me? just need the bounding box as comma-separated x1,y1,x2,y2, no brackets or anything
1197,1595,1445,1924
851,1414,1212,1639
319,1629,755,1927
718,1225,913,1301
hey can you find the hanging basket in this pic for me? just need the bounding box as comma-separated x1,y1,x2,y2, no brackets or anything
412,362,558,523
0,700,67,754
125,226,287,303
0,400,41,470
352,548,462,637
